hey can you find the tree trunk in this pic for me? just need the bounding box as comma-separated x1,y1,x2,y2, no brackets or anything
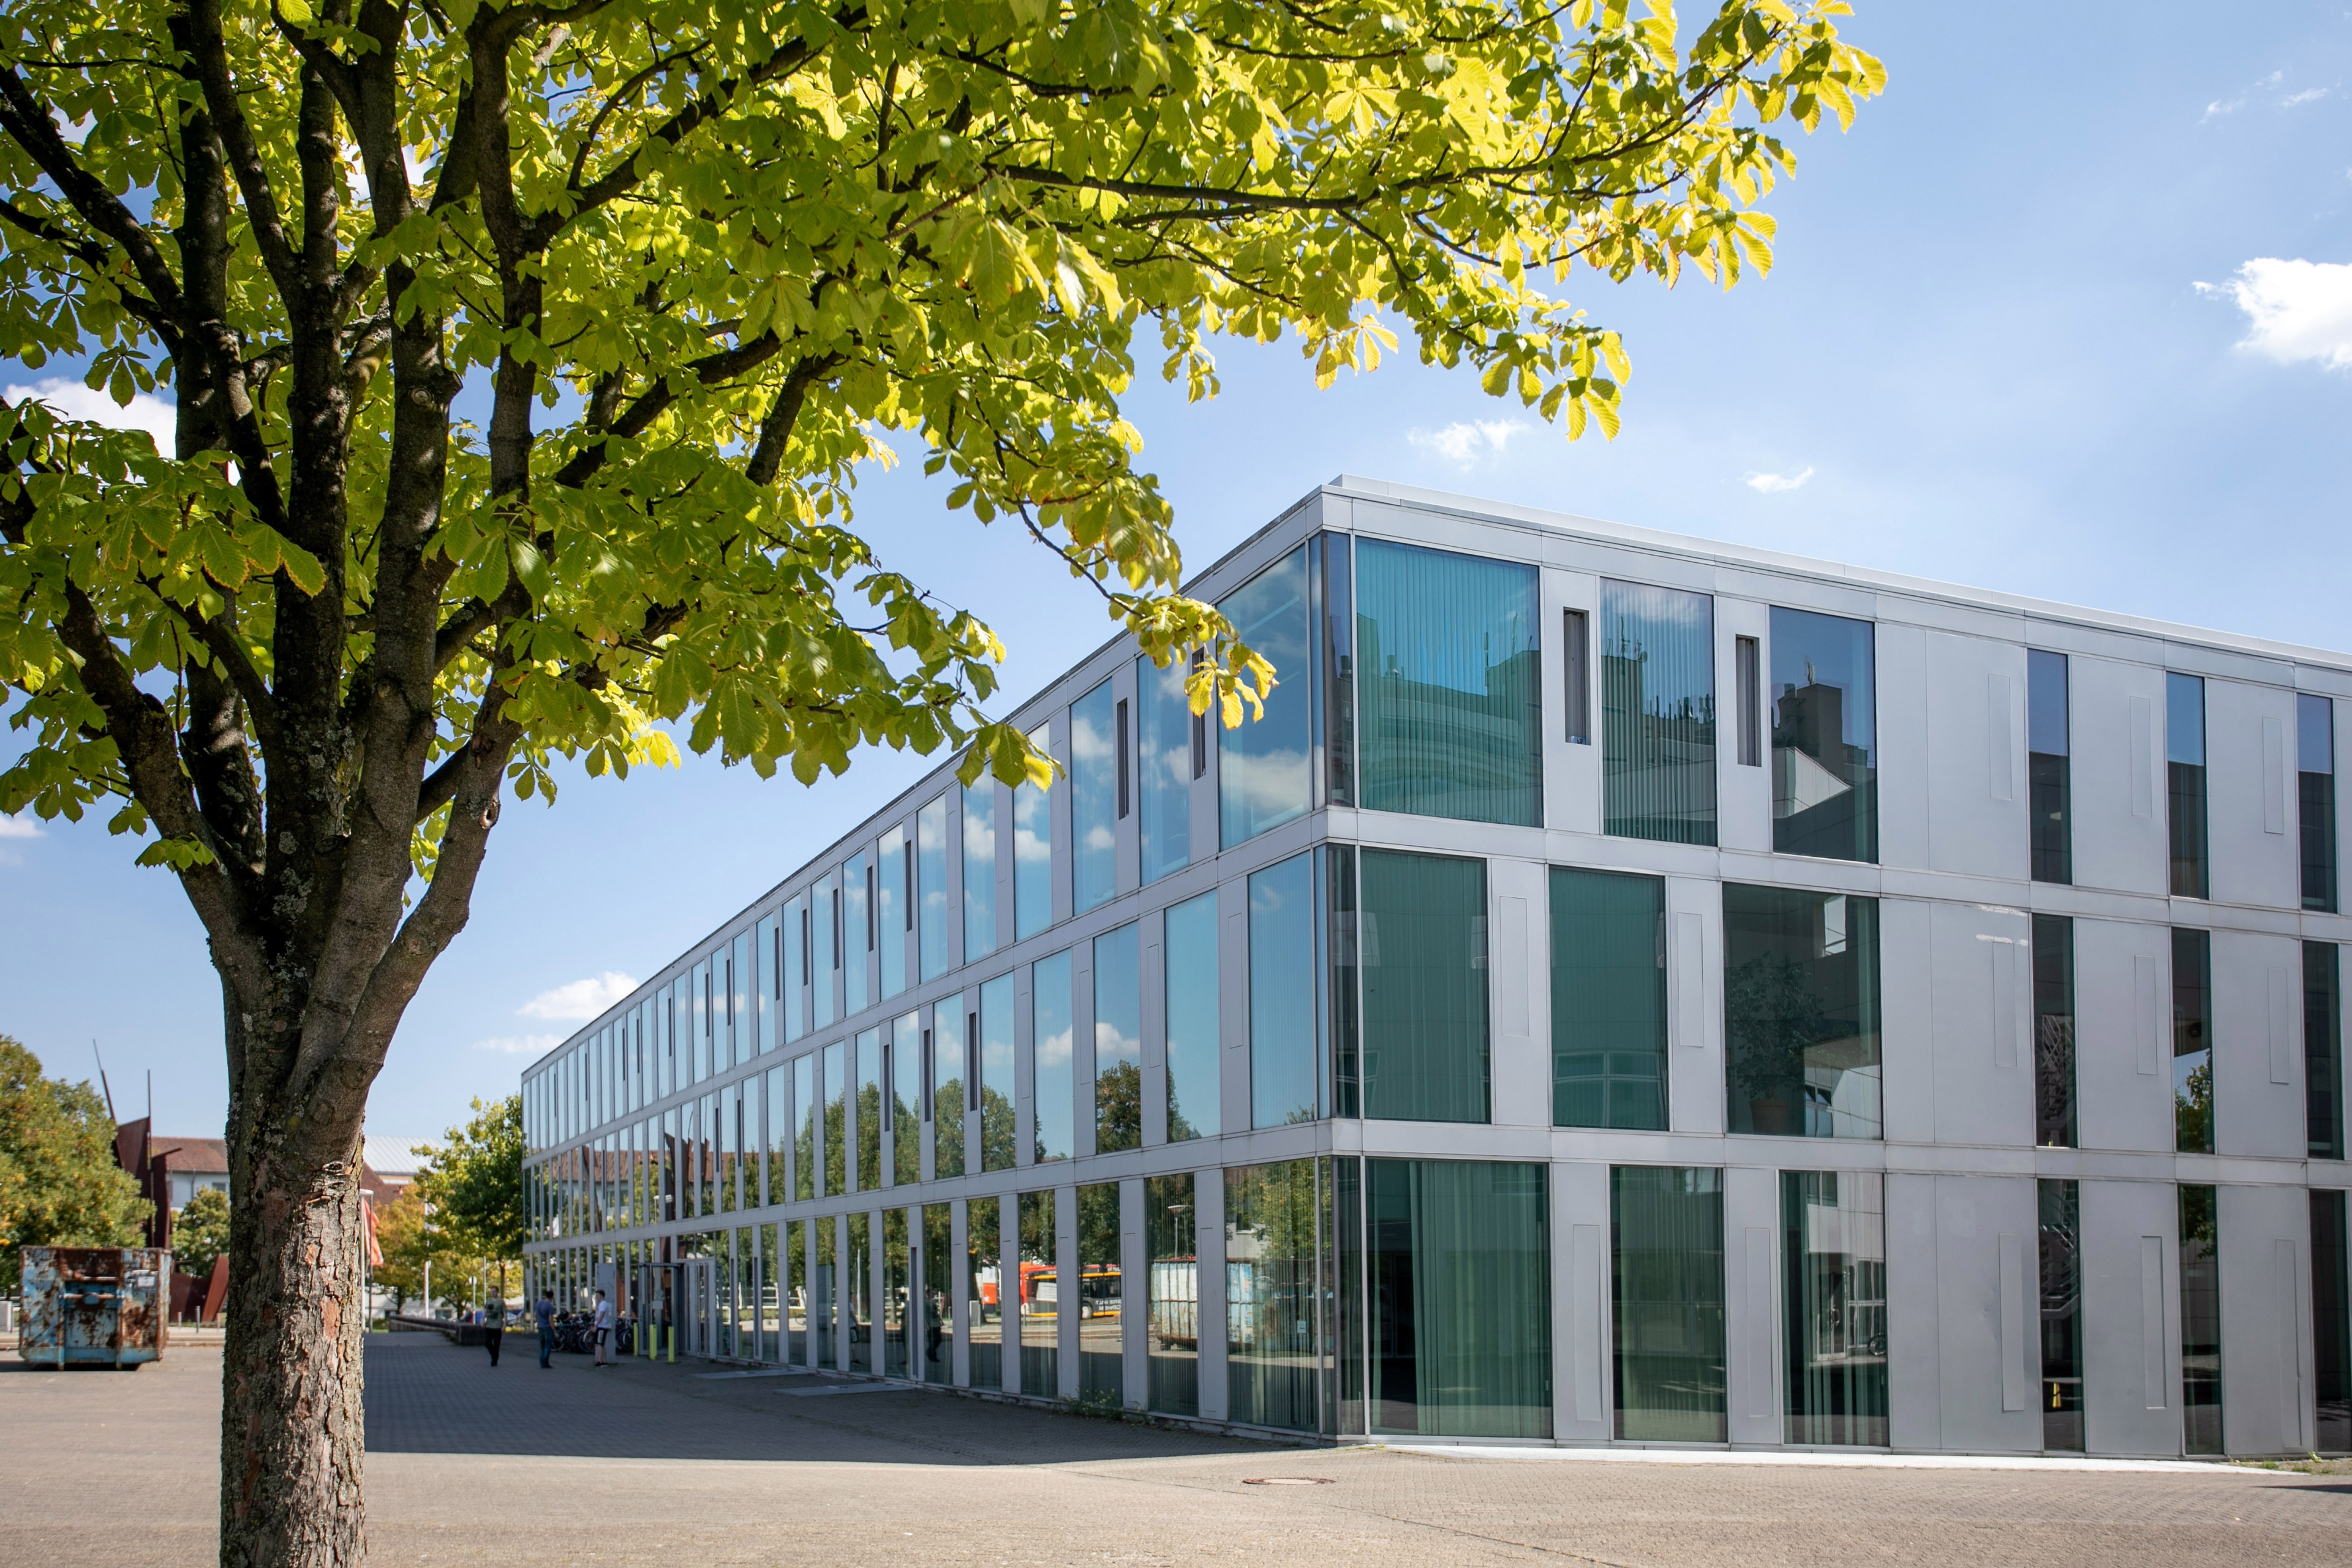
218,1010,370,1568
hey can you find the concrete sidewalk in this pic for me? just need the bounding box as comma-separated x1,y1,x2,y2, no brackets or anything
3,1332,2347,1567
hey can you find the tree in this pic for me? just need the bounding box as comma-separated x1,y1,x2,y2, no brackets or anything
0,1,1880,1559
414,1095,525,1302
175,1186,234,1278
0,1036,151,1256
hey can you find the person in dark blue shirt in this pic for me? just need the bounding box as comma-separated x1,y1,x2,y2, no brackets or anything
533,1290,557,1369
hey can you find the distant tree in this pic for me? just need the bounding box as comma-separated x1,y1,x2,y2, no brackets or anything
415,1096,526,1303
175,1187,233,1279
0,1035,149,1255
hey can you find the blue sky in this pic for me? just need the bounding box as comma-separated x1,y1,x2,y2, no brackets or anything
4,4,2350,1142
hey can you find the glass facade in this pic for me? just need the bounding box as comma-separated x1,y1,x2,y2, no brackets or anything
1077,1181,1123,1403
1163,891,1219,1141
812,875,838,1031
1071,679,1118,914
854,1029,881,1193
1018,1189,1057,1397
1782,1170,1887,1446
880,826,907,1001
892,1012,920,1186
1093,924,1141,1155
1226,1158,1329,1433
844,851,870,1014
1600,579,1716,845
2167,673,2208,899
2028,649,2070,883
2179,1183,2222,1455
1365,1159,1551,1438
1770,607,1877,862
1145,1172,1199,1416
1014,725,1052,941
2315,1189,2350,1455
967,1194,1001,1390
1722,884,1882,1140
1611,1165,1725,1442
2033,914,2076,1148
1355,850,1488,1125
1249,851,1319,1129
922,1200,951,1384
2303,693,2338,913
979,974,1015,1172
822,1041,846,1196
1221,545,1314,848
1033,950,1074,1164
1550,867,1667,1131
2037,1178,2083,1451
1355,538,1542,826
1137,652,1192,883
962,780,998,959
917,795,949,980
933,996,965,1180
2173,927,2212,1155
883,1207,910,1376
848,1212,874,1374
2309,942,2343,1161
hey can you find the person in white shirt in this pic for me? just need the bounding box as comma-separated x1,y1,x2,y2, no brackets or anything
592,1291,613,1366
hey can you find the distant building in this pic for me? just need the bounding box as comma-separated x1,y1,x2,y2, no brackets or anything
361,1135,432,1202
148,1137,229,1211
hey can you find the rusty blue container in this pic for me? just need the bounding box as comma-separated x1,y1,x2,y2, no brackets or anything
18,1246,171,1368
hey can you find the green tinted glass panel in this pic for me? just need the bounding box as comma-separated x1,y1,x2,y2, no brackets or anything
1550,868,1666,1130
1360,850,1488,1124
1601,579,1716,845
1227,1159,1327,1433
1781,1170,1888,1446
1611,1164,1725,1442
1723,884,1882,1140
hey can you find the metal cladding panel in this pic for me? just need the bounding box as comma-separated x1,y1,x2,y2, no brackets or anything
1664,878,1725,1136
2079,1178,2183,1455
2073,919,2176,1155
1724,1164,1783,1446
2218,1182,2316,1457
2068,655,2170,898
1932,1175,2042,1452
2212,930,2307,1160
1876,623,1932,873
1929,900,2035,1149
1716,596,1773,854
1885,1172,1942,1449
1924,632,2032,881
1550,1160,1611,1441
2206,679,2300,912
1542,567,1602,837
1879,899,1936,1145
1490,856,1550,1131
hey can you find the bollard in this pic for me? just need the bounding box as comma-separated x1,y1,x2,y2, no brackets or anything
666,1325,675,1363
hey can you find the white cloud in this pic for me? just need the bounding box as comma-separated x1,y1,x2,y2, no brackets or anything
473,1033,563,1057
2201,69,2331,121
1744,466,1816,494
2283,86,2334,108
1408,418,1529,467
5,375,176,453
0,815,42,840
2195,259,2352,371
516,971,639,1022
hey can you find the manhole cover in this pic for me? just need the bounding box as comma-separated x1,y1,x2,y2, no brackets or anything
1242,1477,1333,1486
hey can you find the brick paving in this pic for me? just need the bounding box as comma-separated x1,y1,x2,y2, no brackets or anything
2,1333,2347,1567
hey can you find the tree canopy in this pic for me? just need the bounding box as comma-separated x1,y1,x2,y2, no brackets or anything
175,1184,233,1276
415,1093,526,1265
0,1035,151,1254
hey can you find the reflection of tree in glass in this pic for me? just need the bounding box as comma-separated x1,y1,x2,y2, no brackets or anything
981,1085,1016,1172
1168,1077,1202,1144
1097,1061,1142,1153
894,1087,921,1186
1077,1182,1121,1271
1725,952,1831,1121
933,1071,965,1178
858,1079,883,1191
795,1111,815,1200
2176,1060,2212,1155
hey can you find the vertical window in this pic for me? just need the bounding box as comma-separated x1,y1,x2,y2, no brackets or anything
2167,672,2209,899
1220,545,1314,848
1019,1189,1058,1397
1032,950,1074,1164
1355,539,1543,825
1781,1170,1888,1447
1564,608,1592,745
1723,884,1882,1139
1250,851,1322,1128
848,1212,875,1375
783,894,806,1044
879,826,907,1001
1226,1159,1329,1433
1115,699,1131,819
1319,532,1355,806
1013,725,1052,941
2034,914,2076,1148
692,960,712,1083
2309,942,2344,1161
883,1208,910,1377
792,1053,815,1200
812,873,839,1031
1164,891,1221,1141
916,795,950,981
2029,650,2072,884
932,998,966,1180
967,1196,1002,1390
854,1028,881,1193
1077,1181,1123,1404
755,916,779,1054
1145,1172,1199,1416
2179,1183,2223,1455
1550,868,1668,1131
1601,579,1717,845
1365,1159,1551,1438
1189,652,1208,782
922,1202,952,1385
2037,1177,2084,1452
1071,680,1119,914
1611,1165,1725,1442
1770,607,1877,862
1359,850,1489,1125
733,932,753,1066
1093,923,1141,1154
1736,635,1762,766
822,1040,846,1198
979,974,1016,1172
2302,693,2338,913
2313,1189,2350,1455
1136,653,1193,883
1326,845,1359,1119
843,853,870,1014
892,1012,921,1186
2173,927,2213,1154
765,1066,787,1208
962,779,998,959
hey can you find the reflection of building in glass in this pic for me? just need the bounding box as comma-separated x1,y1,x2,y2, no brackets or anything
519,479,2351,1461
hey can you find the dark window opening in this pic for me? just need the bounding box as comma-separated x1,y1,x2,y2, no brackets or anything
1564,608,1591,745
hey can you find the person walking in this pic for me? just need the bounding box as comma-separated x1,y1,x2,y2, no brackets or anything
483,1302,505,1368
592,1289,614,1367
534,1289,557,1369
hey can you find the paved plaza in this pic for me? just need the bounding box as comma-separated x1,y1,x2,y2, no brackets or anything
3,1333,2349,1567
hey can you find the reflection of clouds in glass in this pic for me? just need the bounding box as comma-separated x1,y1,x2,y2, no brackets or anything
1083,824,1114,852
1071,712,1112,763
1039,1022,1072,1068
1226,748,1310,818
1014,824,1049,863
1095,1019,1140,1068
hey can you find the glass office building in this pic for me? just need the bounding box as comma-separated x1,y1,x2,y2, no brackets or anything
522,478,2352,1458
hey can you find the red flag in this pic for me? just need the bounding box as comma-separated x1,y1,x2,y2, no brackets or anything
361,1190,384,1269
